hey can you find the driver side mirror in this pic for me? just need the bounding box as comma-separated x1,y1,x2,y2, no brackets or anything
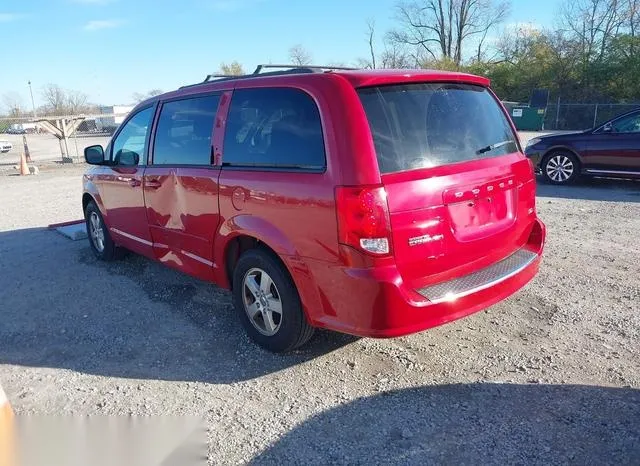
114,149,139,166
84,145,105,165
602,122,613,133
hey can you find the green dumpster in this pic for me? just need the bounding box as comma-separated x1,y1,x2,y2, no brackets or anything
509,106,546,131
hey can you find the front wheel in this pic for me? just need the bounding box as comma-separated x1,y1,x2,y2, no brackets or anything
232,249,315,352
542,151,580,185
84,201,119,261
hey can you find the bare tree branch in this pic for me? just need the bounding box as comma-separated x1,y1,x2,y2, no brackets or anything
40,84,91,115
2,92,25,117
288,45,312,66
389,0,510,66
132,89,163,103
367,19,377,68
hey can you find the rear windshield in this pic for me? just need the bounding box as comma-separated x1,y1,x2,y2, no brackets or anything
358,83,518,174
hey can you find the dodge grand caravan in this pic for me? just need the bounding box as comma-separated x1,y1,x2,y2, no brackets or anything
82,65,546,352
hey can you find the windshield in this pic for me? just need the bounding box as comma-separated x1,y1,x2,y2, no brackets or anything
358,83,519,174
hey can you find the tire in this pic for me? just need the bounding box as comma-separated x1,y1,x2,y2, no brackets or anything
84,201,119,261
542,151,580,185
232,248,315,352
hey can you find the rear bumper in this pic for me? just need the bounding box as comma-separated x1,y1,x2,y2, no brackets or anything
312,218,545,338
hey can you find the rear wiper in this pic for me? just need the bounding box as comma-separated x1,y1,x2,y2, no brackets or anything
476,140,514,155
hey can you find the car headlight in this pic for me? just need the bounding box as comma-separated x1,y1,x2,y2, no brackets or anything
526,138,542,148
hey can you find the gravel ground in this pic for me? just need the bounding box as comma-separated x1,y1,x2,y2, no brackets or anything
0,162,639,464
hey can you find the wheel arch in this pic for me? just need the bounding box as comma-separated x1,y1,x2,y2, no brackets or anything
82,187,108,223
214,216,324,325
541,146,584,167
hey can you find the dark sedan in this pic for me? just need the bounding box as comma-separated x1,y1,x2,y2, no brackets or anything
525,109,640,184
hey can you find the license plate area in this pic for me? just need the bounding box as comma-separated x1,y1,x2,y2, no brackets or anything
443,176,517,242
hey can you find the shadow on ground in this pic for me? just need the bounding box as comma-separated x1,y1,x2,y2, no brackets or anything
0,228,357,384
536,176,640,202
253,383,640,465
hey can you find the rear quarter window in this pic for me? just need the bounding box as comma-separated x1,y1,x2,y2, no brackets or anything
358,83,518,174
222,88,326,170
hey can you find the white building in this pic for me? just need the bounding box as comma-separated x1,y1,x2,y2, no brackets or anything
96,105,134,130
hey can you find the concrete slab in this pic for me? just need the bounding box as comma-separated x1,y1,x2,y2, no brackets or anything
54,221,87,241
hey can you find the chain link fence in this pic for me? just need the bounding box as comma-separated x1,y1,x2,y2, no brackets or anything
0,111,129,164
543,103,640,131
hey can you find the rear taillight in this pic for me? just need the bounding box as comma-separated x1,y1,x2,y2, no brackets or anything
335,185,392,255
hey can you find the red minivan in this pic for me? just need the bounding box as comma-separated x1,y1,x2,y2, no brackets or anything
82,65,545,352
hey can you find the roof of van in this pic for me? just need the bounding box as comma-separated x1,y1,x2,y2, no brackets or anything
136,68,491,108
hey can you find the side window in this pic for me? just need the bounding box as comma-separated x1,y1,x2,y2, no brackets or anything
111,107,154,166
612,113,640,133
222,88,325,169
153,95,220,165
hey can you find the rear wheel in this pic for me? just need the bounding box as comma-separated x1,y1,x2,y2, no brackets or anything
232,249,314,352
542,151,580,185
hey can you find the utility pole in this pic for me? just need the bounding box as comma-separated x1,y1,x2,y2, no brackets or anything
28,81,36,118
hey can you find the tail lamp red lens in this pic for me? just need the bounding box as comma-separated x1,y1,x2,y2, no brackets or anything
335,185,392,255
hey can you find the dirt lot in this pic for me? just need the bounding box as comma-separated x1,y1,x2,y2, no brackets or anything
0,161,639,464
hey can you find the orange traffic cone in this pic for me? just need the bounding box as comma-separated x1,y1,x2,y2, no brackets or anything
19,151,29,176
0,382,14,466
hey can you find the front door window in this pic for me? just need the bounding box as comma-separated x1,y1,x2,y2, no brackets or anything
111,107,154,165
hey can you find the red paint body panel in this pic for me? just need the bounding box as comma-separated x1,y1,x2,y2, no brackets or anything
336,69,491,89
312,239,543,338
215,170,338,321
94,165,153,256
83,68,545,340
143,166,221,281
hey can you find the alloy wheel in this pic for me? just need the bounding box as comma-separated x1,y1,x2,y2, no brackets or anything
242,268,283,336
89,211,105,252
546,154,574,182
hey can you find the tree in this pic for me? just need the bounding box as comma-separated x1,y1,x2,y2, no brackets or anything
358,20,417,69
288,45,312,66
2,92,25,117
132,89,163,103
359,0,640,109
41,84,67,114
66,90,89,114
41,84,91,115
367,19,377,69
562,0,624,63
389,0,511,66
219,61,245,75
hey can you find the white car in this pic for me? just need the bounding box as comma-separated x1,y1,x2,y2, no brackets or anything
0,140,12,153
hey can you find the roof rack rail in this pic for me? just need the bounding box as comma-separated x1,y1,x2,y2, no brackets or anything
203,73,242,82
178,64,359,89
253,64,358,74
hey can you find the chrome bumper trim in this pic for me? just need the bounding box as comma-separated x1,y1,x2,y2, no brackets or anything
416,248,538,304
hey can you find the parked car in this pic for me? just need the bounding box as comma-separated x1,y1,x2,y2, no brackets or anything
0,140,12,153
525,109,640,184
6,125,26,135
82,65,546,352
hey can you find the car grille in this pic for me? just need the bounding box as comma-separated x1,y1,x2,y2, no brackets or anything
416,248,538,303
